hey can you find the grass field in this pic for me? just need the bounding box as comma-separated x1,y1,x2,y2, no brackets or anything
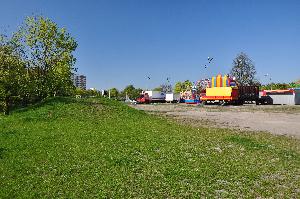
1,97,300,198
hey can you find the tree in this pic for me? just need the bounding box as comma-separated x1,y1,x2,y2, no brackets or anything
0,37,26,114
12,16,77,99
109,88,119,99
183,80,193,91
133,88,143,99
174,82,183,93
121,85,142,100
74,88,85,96
230,52,257,86
173,80,192,93
261,82,300,90
0,15,78,114
153,86,162,92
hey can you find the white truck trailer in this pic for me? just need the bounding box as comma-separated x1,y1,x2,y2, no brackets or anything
165,93,181,103
146,91,166,102
136,91,166,103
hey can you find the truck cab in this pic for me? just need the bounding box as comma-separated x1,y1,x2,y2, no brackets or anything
136,93,150,104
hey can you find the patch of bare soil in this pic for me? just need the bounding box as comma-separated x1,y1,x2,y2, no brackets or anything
131,104,300,138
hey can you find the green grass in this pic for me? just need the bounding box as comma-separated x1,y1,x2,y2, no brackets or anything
0,97,300,198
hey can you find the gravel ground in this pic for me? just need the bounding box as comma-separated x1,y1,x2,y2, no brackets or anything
131,103,300,138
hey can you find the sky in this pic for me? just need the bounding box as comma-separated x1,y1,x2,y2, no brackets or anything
1,0,300,90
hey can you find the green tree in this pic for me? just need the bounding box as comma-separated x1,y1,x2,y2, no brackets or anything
261,83,294,90
122,85,135,99
174,82,183,93
74,88,85,96
0,39,26,114
133,88,143,99
183,80,192,91
110,88,119,99
120,85,142,100
153,86,162,92
291,79,300,88
12,16,77,99
230,52,257,86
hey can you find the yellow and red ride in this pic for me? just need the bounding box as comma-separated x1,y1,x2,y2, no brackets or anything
201,74,259,105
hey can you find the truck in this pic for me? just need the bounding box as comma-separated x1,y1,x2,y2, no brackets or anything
165,93,181,103
136,91,166,104
258,89,300,105
200,74,260,105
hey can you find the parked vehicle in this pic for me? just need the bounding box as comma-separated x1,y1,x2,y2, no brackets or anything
124,94,137,104
200,74,262,105
258,89,300,105
165,93,181,103
136,91,166,104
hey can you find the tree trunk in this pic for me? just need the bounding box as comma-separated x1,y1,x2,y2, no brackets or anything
4,97,10,115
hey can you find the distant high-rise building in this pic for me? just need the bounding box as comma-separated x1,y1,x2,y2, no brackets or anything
72,74,87,90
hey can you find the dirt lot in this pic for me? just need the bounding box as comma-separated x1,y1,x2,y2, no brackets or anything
131,103,300,138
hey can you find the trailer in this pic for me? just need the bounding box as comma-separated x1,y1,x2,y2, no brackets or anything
136,91,166,104
165,93,181,103
260,89,300,105
200,74,261,105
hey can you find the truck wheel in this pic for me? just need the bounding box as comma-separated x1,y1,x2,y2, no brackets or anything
267,98,273,105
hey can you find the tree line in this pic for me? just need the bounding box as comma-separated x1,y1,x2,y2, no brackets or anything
260,82,300,90
105,85,143,100
0,16,77,114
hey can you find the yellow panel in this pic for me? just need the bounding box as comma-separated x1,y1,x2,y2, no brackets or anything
206,87,232,96
223,76,227,87
211,77,215,87
216,75,222,87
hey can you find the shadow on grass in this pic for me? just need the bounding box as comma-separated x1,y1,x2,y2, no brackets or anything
225,135,269,150
10,96,131,114
12,97,79,114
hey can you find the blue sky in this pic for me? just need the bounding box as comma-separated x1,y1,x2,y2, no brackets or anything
1,0,300,90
